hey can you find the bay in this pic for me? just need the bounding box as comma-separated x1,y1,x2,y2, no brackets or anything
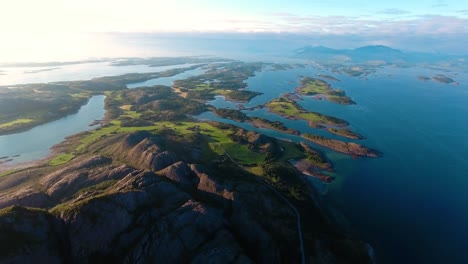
0,95,105,165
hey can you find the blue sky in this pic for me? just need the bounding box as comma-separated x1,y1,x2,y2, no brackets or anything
1,0,467,33
0,0,467,61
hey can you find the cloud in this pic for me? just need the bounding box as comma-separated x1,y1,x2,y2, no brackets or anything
378,9,411,15
262,13,468,36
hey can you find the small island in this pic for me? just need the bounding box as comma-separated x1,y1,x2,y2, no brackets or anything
318,74,340,82
296,77,355,104
326,128,364,140
265,96,349,128
302,133,380,158
417,76,431,81
418,74,456,84
432,74,455,84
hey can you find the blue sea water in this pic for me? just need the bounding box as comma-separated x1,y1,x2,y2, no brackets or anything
203,64,468,263
238,66,468,264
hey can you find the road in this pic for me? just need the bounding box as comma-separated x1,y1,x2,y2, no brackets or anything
215,143,305,264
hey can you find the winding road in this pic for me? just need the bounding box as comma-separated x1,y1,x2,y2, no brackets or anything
215,143,305,264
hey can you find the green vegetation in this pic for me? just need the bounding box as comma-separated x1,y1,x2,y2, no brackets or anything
212,108,299,135
250,117,300,135
213,108,248,122
224,90,263,102
0,64,204,135
73,180,118,198
173,62,265,101
299,142,331,170
260,162,307,200
296,77,355,105
327,128,363,140
0,119,34,129
49,153,75,166
265,96,348,128
0,170,17,178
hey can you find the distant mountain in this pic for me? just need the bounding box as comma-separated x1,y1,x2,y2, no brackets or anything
294,45,464,65
295,45,405,63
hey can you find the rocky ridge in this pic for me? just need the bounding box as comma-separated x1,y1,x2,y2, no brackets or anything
0,131,372,263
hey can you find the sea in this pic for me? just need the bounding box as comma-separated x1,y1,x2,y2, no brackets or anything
0,34,467,263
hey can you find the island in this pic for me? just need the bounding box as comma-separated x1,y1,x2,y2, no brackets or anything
432,74,455,84
417,76,431,81
417,74,457,84
296,77,355,105
326,128,364,140
212,108,300,135
318,74,340,82
265,95,349,128
302,133,381,158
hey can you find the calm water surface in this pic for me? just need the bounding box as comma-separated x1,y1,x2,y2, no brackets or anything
204,65,468,264
0,95,105,165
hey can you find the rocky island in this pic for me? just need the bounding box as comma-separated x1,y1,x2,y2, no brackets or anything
302,134,381,158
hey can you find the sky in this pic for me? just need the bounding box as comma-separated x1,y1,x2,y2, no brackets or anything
0,0,467,61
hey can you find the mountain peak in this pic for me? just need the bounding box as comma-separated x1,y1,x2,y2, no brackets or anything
354,45,402,53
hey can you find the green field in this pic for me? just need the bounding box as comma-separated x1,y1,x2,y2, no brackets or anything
299,78,331,95
152,121,265,165
49,153,76,166
266,97,347,126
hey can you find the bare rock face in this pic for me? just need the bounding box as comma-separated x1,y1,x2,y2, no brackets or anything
157,161,197,189
51,169,252,263
0,187,53,209
0,206,69,264
120,132,178,171
190,164,234,201
190,229,255,264
40,156,113,199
